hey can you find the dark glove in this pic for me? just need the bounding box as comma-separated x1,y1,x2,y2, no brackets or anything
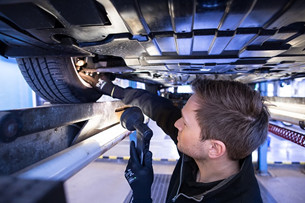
79,71,124,99
125,141,154,203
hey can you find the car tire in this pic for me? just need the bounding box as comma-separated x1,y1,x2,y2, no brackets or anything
16,57,102,103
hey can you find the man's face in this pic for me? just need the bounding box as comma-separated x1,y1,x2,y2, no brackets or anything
174,94,208,159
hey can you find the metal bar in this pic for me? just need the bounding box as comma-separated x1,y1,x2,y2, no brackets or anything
265,97,305,128
268,124,305,147
0,101,124,142
16,124,131,181
265,96,305,105
268,107,305,126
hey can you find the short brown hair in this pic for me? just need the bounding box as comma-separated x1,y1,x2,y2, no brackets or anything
192,78,269,160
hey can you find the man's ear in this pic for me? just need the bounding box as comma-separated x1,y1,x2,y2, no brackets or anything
208,140,226,159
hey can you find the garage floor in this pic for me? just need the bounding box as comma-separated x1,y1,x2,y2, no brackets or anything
65,121,305,203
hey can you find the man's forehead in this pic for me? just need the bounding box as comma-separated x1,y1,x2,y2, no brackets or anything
183,94,200,113
181,95,201,126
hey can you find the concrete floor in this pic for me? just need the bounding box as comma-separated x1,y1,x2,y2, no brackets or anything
257,165,305,203
65,120,305,203
65,161,176,203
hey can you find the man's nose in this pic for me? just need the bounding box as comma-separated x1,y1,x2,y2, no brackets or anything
174,118,182,131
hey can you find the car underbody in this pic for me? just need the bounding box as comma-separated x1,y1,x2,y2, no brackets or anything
1,0,305,102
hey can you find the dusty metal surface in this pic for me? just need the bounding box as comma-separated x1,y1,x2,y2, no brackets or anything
0,176,66,203
0,125,79,175
0,101,125,175
0,101,124,142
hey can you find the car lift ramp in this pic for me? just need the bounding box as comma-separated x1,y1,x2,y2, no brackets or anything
0,101,134,202
0,100,130,178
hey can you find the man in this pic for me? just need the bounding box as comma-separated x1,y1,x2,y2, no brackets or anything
80,72,269,202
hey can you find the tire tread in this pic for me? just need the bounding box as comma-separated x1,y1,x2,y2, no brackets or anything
17,57,100,103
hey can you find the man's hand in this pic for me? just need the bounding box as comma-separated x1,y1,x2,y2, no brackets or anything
78,71,124,99
78,71,113,87
125,141,153,203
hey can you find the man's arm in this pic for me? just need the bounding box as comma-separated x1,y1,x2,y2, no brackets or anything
122,88,180,143
79,71,180,143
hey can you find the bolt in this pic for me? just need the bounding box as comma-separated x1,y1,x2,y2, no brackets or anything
299,121,305,130
0,113,21,142
7,122,18,137
76,60,85,67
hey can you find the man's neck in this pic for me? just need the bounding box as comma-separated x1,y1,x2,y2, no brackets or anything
194,157,240,183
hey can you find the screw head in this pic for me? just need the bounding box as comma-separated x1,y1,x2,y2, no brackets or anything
0,113,21,142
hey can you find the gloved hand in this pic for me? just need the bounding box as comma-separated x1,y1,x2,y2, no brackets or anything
79,71,114,86
125,141,154,203
79,71,124,99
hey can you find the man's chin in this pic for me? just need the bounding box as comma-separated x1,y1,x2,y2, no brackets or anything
177,143,183,153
